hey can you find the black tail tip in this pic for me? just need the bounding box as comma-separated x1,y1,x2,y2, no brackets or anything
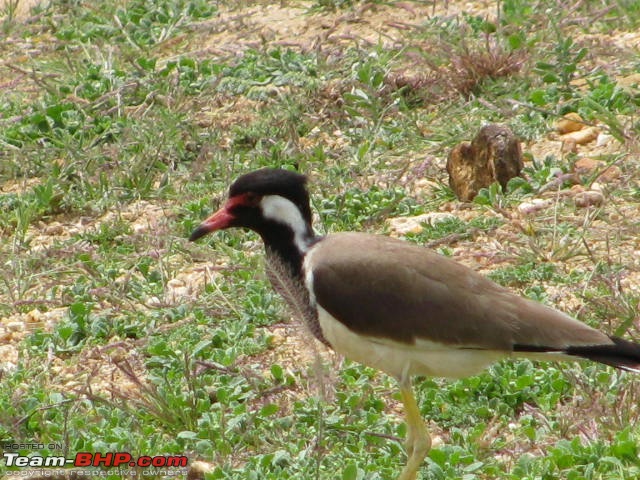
567,336,640,373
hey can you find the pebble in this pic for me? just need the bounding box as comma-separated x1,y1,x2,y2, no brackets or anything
573,158,621,182
561,126,599,145
591,182,604,193
517,198,553,215
146,296,162,307
387,213,457,235
189,461,216,476
574,157,602,174
596,132,614,147
598,167,621,182
166,278,185,289
575,190,604,208
44,222,65,235
555,112,584,134
0,345,18,366
6,321,25,332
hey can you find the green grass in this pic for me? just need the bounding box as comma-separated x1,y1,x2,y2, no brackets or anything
1,0,640,479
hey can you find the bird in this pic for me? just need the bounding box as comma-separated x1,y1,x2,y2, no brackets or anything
190,168,640,480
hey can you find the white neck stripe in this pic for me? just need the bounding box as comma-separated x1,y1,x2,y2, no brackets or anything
260,195,312,253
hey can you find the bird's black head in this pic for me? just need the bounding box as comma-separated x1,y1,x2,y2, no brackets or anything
228,169,312,224
189,168,314,248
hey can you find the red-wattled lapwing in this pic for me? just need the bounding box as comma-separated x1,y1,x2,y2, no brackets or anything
190,168,640,480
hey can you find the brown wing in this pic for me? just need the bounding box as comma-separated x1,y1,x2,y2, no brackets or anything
309,233,611,351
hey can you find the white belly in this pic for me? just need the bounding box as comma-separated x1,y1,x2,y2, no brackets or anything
316,305,506,380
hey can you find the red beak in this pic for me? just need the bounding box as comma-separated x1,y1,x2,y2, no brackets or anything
189,206,235,241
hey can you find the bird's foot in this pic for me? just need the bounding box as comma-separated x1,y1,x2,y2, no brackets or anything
397,424,431,480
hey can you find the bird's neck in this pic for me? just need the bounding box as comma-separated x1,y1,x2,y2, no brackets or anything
260,222,319,276
260,223,330,347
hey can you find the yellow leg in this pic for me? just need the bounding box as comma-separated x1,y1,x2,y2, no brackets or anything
397,383,431,480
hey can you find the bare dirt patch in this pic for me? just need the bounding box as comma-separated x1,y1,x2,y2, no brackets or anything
188,0,501,58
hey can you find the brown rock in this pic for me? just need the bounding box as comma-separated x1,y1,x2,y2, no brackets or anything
44,222,65,236
555,112,584,134
598,166,622,182
574,157,603,174
573,158,622,182
517,198,553,215
446,124,523,202
188,461,216,480
575,190,604,208
561,126,599,145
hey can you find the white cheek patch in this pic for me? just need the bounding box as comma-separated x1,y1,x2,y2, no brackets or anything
261,195,311,252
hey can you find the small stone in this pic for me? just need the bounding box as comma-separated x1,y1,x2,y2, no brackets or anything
133,223,148,234
6,321,25,332
146,296,162,307
555,112,584,134
596,133,614,147
25,309,44,323
575,190,604,208
598,166,622,182
430,435,445,449
561,126,599,145
574,158,621,182
517,198,553,215
187,460,215,480
590,182,603,193
0,361,17,375
574,157,603,174
109,349,127,363
0,345,18,365
387,213,457,235
567,185,587,197
167,278,185,289
44,222,65,235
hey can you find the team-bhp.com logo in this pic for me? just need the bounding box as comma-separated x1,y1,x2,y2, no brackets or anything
3,452,188,468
